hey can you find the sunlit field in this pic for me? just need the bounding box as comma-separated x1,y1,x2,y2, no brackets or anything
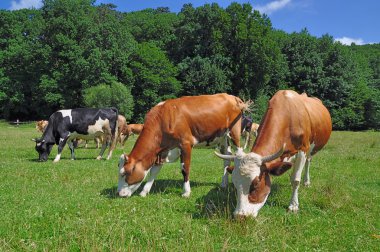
0,121,379,251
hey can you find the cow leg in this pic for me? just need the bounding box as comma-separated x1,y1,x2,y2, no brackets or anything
303,143,314,187
68,140,76,160
243,131,249,150
53,136,69,163
220,136,232,188
288,151,307,212
180,143,192,197
140,164,163,197
96,138,109,160
122,134,130,146
303,157,312,187
106,120,118,160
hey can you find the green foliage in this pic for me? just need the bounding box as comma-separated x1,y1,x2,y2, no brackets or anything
0,2,379,129
130,42,180,122
250,90,270,124
125,8,178,50
83,81,134,120
178,55,232,95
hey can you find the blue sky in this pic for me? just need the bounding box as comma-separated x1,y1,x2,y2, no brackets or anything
1,0,378,45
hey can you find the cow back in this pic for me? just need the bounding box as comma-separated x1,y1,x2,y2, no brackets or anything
253,90,331,157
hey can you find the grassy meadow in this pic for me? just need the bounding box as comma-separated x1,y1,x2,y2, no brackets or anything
0,121,379,251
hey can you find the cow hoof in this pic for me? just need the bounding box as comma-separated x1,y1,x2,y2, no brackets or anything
118,191,132,197
53,159,59,163
96,156,102,160
181,192,191,198
139,191,148,197
288,205,299,213
220,182,227,188
303,181,311,187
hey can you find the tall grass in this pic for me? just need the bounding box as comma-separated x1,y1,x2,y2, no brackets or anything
0,122,379,251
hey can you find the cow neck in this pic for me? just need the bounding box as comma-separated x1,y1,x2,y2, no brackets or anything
41,120,55,144
129,107,164,170
252,107,286,157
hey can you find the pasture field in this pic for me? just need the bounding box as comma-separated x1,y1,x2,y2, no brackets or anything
0,121,379,251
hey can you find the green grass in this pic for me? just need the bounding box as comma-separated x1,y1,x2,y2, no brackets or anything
0,121,379,251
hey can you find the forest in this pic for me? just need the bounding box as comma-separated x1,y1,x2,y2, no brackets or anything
0,0,379,130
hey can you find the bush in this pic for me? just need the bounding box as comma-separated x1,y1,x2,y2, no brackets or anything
83,81,134,120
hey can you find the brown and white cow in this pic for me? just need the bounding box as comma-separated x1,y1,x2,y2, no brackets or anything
36,120,48,133
120,123,144,146
118,93,249,197
216,90,332,217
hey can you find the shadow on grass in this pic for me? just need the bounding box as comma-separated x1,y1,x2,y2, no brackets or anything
192,181,284,219
27,157,108,162
100,179,219,199
193,185,237,219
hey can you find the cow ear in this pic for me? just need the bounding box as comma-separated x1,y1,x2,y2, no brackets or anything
31,138,37,142
265,161,292,176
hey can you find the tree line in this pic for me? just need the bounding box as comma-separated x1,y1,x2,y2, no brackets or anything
0,0,379,130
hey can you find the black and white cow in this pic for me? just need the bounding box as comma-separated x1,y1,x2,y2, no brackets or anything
33,108,118,162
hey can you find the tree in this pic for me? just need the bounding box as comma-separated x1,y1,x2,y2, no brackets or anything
83,81,134,120
129,42,180,122
178,55,232,95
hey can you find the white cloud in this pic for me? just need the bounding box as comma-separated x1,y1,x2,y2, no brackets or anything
334,37,365,45
10,0,42,10
254,0,292,15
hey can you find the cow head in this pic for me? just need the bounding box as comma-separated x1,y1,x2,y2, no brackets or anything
215,144,292,218
32,138,53,162
117,154,148,197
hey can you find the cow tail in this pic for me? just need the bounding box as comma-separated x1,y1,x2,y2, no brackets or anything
235,97,253,113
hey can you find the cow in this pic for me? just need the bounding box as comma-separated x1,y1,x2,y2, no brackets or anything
32,108,119,162
120,123,144,146
118,93,249,198
241,115,259,150
215,90,332,218
36,120,48,133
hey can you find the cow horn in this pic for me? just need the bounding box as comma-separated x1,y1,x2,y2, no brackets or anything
214,151,235,161
31,138,37,142
261,143,286,163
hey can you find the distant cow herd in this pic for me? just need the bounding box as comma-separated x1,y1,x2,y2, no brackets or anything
32,90,332,218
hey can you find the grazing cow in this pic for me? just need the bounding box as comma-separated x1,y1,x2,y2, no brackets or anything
36,120,48,133
33,108,118,162
118,93,249,197
216,90,332,217
241,115,259,150
120,123,144,145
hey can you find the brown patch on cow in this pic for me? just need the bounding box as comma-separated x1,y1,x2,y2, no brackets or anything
248,172,271,204
265,161,293,176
